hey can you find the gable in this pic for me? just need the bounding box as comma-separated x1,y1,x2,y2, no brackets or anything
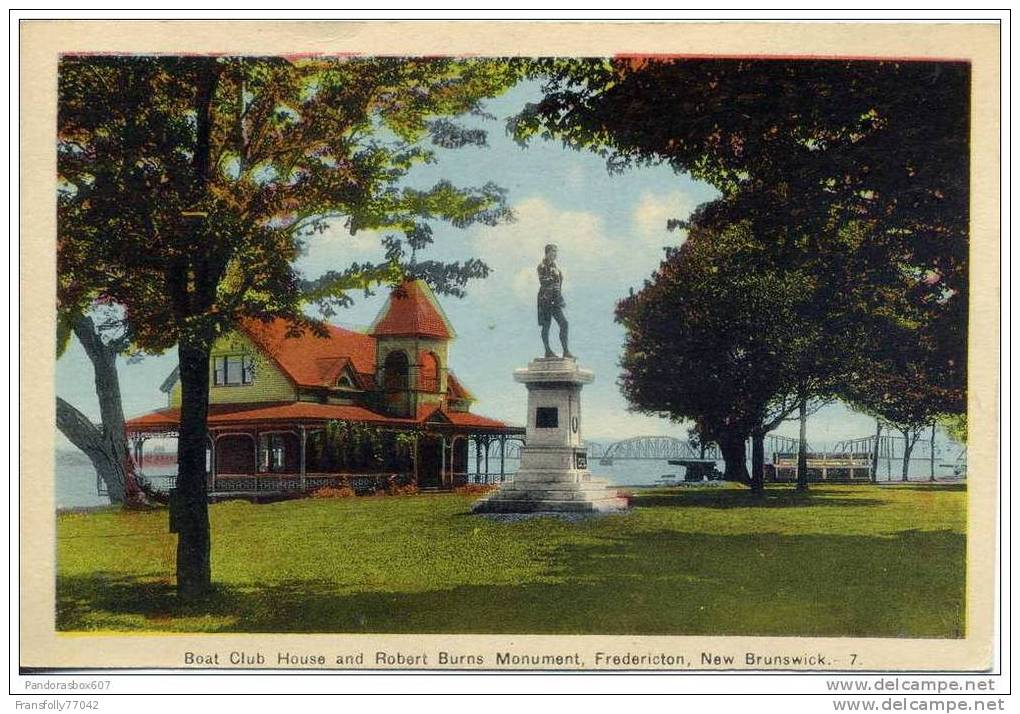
166,331,297,407
242,318,376,387
421,406,452,424
328,360,365,390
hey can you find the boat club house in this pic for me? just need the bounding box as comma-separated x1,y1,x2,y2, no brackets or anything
124,280,524,494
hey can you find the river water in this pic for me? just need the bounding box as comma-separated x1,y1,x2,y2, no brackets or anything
55,448,965,510
489,455,964,487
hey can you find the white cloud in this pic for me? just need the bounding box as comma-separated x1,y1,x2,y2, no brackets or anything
294,224,387,280
500,196,614,262
631,190,696,245
511,266,535,303
472,197,616,304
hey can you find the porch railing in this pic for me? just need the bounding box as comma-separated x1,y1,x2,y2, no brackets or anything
139,465,512,497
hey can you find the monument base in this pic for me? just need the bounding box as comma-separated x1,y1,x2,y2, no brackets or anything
471,356,628,514
471,471,629,513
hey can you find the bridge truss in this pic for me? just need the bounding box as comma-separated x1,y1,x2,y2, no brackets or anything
599,436,721,462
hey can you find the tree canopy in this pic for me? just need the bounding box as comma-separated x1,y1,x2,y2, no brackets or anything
514,57,968,277
57,54,519,595
59,55,516,344
516,57,969,454
616,216,842,487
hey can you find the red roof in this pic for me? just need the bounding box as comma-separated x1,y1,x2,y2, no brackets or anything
446,372,474,401
126,401,521,433
370,280,454,340
242,318,376,388
126,402,418,430
441,411,515,430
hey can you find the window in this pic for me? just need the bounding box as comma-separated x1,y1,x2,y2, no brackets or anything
260,433,287,472
418,352,440,392
213,355,255,386
269,435,285,471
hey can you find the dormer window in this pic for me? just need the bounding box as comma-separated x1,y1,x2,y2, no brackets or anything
336,374,354,389
213,355,255,386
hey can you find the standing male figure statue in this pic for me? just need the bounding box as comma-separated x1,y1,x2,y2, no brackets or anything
537,243,574,359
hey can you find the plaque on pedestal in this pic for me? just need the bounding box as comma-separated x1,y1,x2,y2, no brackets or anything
472,358,629,514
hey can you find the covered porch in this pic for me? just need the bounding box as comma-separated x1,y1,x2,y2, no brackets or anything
125,402,524,497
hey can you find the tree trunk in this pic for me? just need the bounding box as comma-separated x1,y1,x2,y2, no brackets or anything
929,423,937,482
171,56,222,600
719,431,750,485
750,429,765,495
56,397,127,503
796,398,809,491
57,316,143,506
871,420,882,483
900,428,915,482
174,339,213,599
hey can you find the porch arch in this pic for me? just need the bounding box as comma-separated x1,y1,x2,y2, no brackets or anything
418,350,440,392
382,350,411,416
215,432,257,474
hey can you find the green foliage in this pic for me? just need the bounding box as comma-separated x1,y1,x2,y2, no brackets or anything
516,57,968,427
57,55,518,351
312,421,419,473
616,218,839,446
56,484,965,636
57,55,518,592
56,311,75,358
941,414,968,445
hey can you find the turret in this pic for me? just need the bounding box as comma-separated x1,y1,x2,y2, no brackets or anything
369,280,455,416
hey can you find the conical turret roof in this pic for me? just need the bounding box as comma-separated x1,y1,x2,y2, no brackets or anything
369,279,455,340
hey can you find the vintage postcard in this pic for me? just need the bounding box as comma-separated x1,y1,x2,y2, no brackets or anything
18,18,1001,682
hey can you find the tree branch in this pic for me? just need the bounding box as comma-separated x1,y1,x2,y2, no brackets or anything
70,314,105,363
55,396,104,456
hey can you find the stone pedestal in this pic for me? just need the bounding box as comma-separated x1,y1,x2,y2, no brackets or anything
472,357,628,514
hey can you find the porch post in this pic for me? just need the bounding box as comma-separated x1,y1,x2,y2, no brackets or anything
885,436,892,480
209,432,217,494
254,428,260,492
500,436,506,482
483,436,490,482
475,437,481,483
440,435,447,488
300,426,307,492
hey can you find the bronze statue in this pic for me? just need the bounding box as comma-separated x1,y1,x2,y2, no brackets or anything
537,243,574,359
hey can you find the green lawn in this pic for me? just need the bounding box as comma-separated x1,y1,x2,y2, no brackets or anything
56,483,966,637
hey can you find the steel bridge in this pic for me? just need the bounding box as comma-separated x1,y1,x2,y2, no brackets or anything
498,428,965,478
501,436,719,462
599,436,722,463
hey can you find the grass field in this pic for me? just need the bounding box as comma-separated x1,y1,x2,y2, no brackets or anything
56,483,966,637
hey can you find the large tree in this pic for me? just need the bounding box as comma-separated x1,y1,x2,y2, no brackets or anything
840,296,959,481
55,308,144,506
58,55,515,598
515,57,969,418
616,217,842,493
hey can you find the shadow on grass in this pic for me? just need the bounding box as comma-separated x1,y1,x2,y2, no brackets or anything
876,483,968,493
57,528,964,639
632,488,885,510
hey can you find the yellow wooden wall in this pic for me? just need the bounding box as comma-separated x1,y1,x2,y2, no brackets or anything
168,331,297,407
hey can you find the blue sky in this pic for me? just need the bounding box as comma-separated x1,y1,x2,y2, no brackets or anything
55,80,880,445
